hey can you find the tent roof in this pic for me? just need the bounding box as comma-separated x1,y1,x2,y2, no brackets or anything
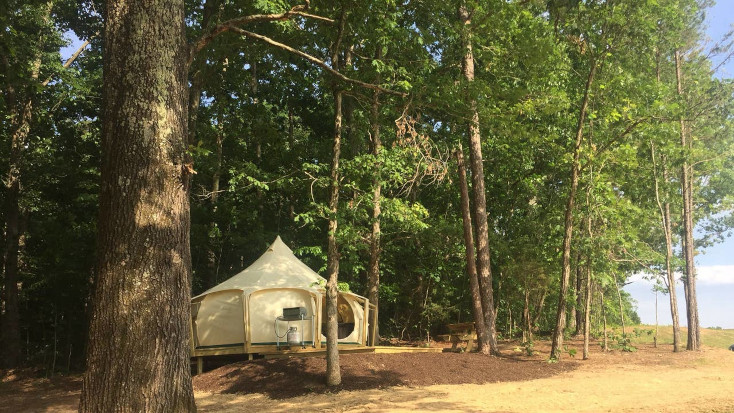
193,236,326,300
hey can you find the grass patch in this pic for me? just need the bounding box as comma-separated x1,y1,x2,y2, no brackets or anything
621,325,734,350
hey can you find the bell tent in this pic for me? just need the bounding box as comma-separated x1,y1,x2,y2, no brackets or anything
190,236,374,356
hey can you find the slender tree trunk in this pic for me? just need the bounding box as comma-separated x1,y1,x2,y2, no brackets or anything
582,166,593,360
456,145,489,352
459,2,499,356
522,287,531,342
583,263,592,359
601,288,608,351
367,50,383,343
325,89,343,387
614,274,626,336
674,49,699,351
551,60,597,360
80,0,196,410
325,9,346,387
568,267,577,334
206,123,223,287
651,142,681,352
531,287,547,332
654,290,658,348
570,252,581,335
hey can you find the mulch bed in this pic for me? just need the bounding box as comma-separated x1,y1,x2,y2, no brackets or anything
193,351,578,399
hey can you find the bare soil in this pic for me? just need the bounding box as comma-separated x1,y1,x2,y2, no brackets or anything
3,338,733,412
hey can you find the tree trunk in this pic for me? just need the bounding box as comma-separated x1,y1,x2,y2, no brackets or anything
568,253,580,335
459,2,499,356
601,288,608,351
583,263,592,359
582,172,593,360
325,88,343,386
531,287,547,332
614,274,626,336
325,9,346,386
456,145,489,352
574,252,584,336
522,287,531,342
674,49,699,351
206,122,223,288
80,0,196,410
550,60,597,360
367,50,383,344
651,142,682,352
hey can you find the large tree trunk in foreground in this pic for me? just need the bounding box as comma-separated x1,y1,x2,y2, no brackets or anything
80,0,196,411
550,60,596,360
459,3,499,356
674,49,699,351
456,145,489,352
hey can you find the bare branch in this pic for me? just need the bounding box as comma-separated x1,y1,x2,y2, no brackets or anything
226,26,408,97
41,33,97,87
187,6,335,66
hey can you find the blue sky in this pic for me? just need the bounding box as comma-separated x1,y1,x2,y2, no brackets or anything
625,0,734,329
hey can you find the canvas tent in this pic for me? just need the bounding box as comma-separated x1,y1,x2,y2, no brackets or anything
190,236,374,356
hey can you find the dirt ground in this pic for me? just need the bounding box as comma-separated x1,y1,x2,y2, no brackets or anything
2,338,733,412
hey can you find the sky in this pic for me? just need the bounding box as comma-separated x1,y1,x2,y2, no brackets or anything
625,1,734,329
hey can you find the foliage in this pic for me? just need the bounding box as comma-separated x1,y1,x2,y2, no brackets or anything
0,0,731,371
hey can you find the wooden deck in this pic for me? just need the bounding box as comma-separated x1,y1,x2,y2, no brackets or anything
261,345,444,359
191,345,444,373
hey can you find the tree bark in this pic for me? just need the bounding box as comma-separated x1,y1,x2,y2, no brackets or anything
601,288,608,351
522,287,531,342
80,0,196,410
574,252,585,336
459,2,499,356
325,8,346,387
531,286,547,332
674,49,699,351
367,50,383,344
550,59,597,360
614,274,626,336
325,88,343,387
651,142,681,352
582,171,593,360
456,145,489,352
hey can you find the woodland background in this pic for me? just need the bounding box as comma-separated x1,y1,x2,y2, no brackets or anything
1,0,732,374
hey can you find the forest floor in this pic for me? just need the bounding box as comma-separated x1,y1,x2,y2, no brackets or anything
2,336,733,412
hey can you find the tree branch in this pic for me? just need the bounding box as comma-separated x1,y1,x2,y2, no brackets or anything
187,5,334,66
41,33,97,87
226,26,408,97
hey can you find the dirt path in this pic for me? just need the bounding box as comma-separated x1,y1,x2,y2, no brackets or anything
194,342,734,412
3,340,733,412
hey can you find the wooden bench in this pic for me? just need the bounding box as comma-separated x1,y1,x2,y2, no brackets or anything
447,322,477,352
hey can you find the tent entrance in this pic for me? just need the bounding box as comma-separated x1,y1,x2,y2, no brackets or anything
321,294,355,339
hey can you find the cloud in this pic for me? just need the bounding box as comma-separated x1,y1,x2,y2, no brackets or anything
697,265,734,285
630,265,734,286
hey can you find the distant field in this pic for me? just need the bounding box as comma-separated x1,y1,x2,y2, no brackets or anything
617,325,734,350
